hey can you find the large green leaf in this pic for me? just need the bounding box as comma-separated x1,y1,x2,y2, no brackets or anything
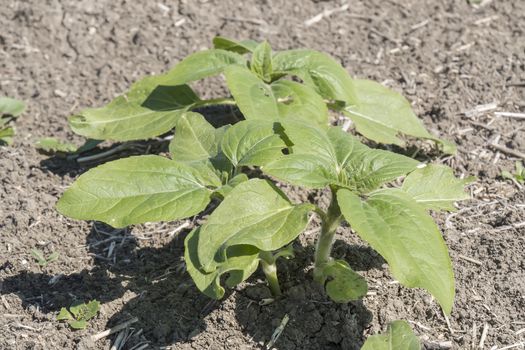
272,49,357,103
169,112,225,162
251,41,272,82
197,178,313,272
169,112,230,182
185,228,260,299
212,36,259,54
272,80,328,126
322,260,368,303
344,79,455,153
361,321,421,350
221,120,286,167
169,112,233,179
70,76,200,141
165,49,247,84
402,164,474,211
0,97,26,116
224,66,329,127
337,188,455,314
264,123,418,191
57,155,221,228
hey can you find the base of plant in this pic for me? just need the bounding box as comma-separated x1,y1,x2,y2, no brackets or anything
313,188,342,285
259,251,282,297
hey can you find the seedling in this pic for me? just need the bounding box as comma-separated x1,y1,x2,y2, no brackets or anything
361,321,420,350
0,97,25,145
31,249,59,267
502,161,524,185
57,300,100,329
57,37,472,314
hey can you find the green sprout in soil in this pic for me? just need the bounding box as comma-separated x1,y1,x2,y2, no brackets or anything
361,320,420,350
31,249,59,267
56,300,100,330
56,37,473,316
0,97,25,145
502,161,524,185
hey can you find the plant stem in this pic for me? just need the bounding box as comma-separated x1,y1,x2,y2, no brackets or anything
76,143,138,163
259,251,282,297
313,187,342,284
191,97,237,109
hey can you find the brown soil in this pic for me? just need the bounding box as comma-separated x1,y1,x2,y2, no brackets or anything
1,0,524,349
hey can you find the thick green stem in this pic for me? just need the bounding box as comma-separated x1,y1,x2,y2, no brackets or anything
313,188,342,284
191,97,236,109
259,251,282,297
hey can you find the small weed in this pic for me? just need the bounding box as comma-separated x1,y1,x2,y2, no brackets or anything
31,249,59,267
56,300,100,330
502,161,525,185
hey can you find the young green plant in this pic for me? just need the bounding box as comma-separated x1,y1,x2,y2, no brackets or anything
0,97,26,145
31,249,59,267
57,300,100,330
502,161,524,186
57,37,472,314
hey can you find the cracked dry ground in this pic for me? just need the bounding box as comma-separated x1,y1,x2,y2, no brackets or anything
1,0,524,349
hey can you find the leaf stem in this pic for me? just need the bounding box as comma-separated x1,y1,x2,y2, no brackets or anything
313,187,342,284
191,97,237,109
259,251,282,297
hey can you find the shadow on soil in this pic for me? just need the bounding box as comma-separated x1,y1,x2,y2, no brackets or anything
0,220,380,349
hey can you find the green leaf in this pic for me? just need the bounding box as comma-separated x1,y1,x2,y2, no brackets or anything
344,79,455,153
165,49,247,84
69,300,100,321
196,178,313,272
224,66,329,127
46,252,60,264
69,320,87,329
56,308,73,321
221,120,286,167
169,112,233,180
251,41,272,82
35,137,78,153
185,227,260,299
70,76,200,141
57,300,99,330
0,125,14,145
264,123,418,191
83,300,100,320
0,97,26,117
32,249,59,267
361,320,421,350
272,49,357,103
502,161,525,184
271,80,329,127
401,164,474,211
337,188,455,314
212,36,259,54
169,112,224,162
31,249,47,265
225,65,280,120
214,173,249,198
322,260,368,303
57,155,221,228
